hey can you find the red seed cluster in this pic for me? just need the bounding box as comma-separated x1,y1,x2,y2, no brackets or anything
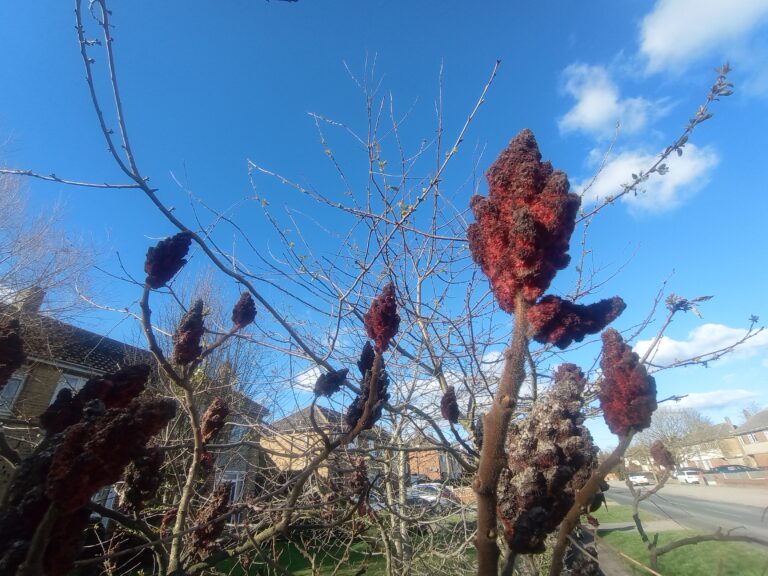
650,440,675,469
186,482,232,556
598,329,657,437
498,363,596,554
527,295,626,349
173,299,205,365
46,398,177,513
144,231,193,289
440,386,460,424
200,397,229,444
0,318,25,390
231,292,257,329
468,130,581,309
363,283,400,353
122,446,165,512
313,368,349,398
40,364,151,435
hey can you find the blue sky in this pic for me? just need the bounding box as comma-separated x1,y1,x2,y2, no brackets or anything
1,0,768,449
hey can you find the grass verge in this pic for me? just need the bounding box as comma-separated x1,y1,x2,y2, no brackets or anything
600,530,768,576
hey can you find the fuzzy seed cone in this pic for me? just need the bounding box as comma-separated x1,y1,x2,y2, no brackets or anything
650,440,675,469
363,283,400,352
314,368,349,397
528,296,626,349
357,341,375,376
0,318,25,391
231,292,256,329
201,397,229,444
598,329,657,436
498,363,596,554
173,299,205,365
40,364,151,435
43,507,91,576
160,509,177,539
468,129,581,309
345,362,390,430
144,231,193,289
186,482,232,557
46,398,177,513
440,386,460,424
350,457,369,496
473,417,484,450
122,446,165,512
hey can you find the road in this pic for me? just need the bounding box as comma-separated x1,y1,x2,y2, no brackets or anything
606,481,768,542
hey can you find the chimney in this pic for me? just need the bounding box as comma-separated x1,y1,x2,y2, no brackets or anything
724,416,734,429
743,409,753,421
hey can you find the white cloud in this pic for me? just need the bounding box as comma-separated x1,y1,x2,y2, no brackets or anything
640,0,768,73
675,389,760,410
559,64,653,138
575,143,719,212
634,323,768,366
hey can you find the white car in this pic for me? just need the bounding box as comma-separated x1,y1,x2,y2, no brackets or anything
628,474,650,486
676,469,701,484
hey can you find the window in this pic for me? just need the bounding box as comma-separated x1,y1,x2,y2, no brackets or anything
229,424,248,443
0,371,26,417
49,373,88,404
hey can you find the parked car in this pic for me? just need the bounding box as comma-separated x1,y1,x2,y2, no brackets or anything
710,464,759,473
406,483,461,510
409,474,429,485
676,469,701,484
628,474,650,486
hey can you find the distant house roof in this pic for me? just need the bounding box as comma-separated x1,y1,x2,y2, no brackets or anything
230,391,269,422
734,409,768,435
6,308,152,374
270,405,345,433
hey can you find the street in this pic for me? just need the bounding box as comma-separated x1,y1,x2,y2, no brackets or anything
607,481,768,541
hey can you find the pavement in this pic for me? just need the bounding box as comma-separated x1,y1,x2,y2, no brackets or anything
606,481,768,543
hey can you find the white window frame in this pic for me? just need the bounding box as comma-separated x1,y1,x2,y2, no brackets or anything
0,370,28,417
49,373,89,404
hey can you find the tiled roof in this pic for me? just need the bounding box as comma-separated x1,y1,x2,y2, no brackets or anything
270,405,344,432
734,409,768,435
8,309,152,374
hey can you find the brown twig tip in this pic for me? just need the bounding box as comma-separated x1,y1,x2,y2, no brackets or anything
314,368,349,397
528,295,626,349
122,446,164,512
0,318,25,390
40,364,151,435
200,397,229,444
173,299,205,365
363,282,400,352
440,386,460,424
498,364,596,554
598,328,657,436
467,129,581,309
144,231,193,289
231,292,256,328
46,398,177,513
650,440,675,469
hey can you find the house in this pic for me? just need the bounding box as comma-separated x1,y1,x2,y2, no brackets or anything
733,409,768,468
260,405,389,483
0,306,152,496
0,305,270,507
407,439,464,482
677,422,742,470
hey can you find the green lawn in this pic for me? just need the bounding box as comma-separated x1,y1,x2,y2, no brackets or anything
218,540,386,575
592,502,662,524
601,530,768,576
